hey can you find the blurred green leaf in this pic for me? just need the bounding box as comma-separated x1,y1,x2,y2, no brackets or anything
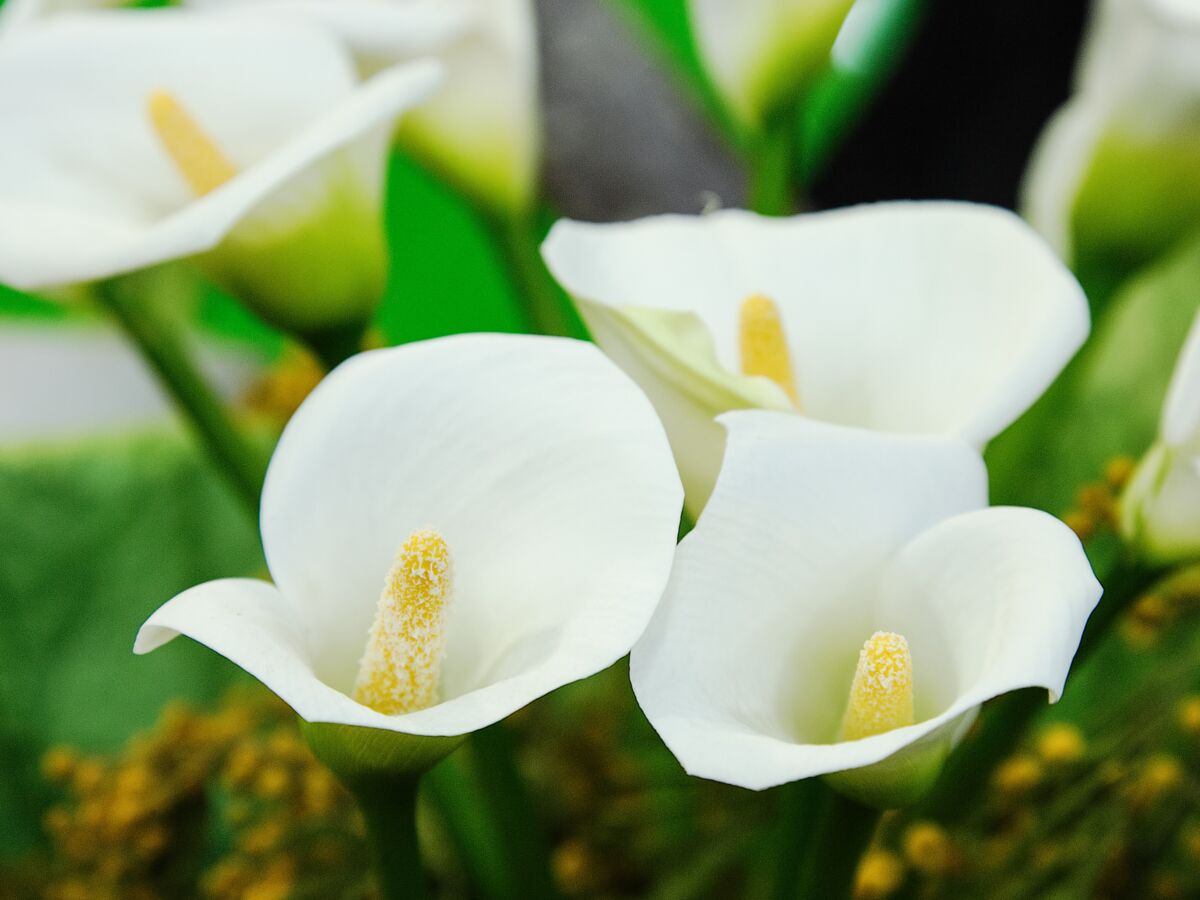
0,430,262,857
987,232,1200,513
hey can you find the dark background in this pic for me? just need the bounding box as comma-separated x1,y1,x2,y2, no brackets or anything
540,0,1093,220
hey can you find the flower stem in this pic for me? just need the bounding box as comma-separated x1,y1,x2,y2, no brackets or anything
305,322,367,372
912,554,1166,823
467,722,560,900
747,122,797,217
486,213,579,338
345,774,427,900
94,274,266,517
792,783,881,899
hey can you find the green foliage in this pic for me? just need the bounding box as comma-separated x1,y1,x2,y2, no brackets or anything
987,231,1200,513
0,430,262,857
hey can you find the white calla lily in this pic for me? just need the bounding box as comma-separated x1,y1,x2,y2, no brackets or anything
689,0,857,129
1022,0,1200,271
542,202,1089,514
631,412,1101,806
1121,309,1200,563
136,334,682,771
187,0,540,214
0,10,442,339
0,0,122,31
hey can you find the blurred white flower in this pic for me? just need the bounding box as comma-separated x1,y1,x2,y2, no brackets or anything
186,0,541,214
0,10,441,340
1023,0,1200,272
0,322,260,443
542,203,1089,514
137,334,682,769
689,0,857,130
632,412,1101,806
1121,309,1200,563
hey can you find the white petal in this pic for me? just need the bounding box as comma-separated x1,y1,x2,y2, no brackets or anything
631,414,988,790
544,204,1088,448
0,323,260,442
1162,308,1200,448
135,578,405,731
255,333,681,736
0,0,121,31
0,11,439,293
397,0,540,212
688,0,855,127
182,0,471,68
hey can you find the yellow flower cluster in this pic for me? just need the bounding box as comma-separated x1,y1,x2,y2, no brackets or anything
35,688,368,900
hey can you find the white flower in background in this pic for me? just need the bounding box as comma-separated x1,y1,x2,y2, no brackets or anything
0,323,260,443
1022,0,1200,271
1121,309,1200,564
632,413,1101,806
689,0,858,130
186,0,541,215
0,10,443,340
136,334,682,769
542,203,1089,514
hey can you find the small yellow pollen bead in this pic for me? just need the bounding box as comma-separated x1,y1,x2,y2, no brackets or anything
1178,695,1200,735
853,849,905,899
903,822,953,876
738,293,800,405
354,528,453,715
146,89,238,197
1035,722,1086,765
840,631,915,741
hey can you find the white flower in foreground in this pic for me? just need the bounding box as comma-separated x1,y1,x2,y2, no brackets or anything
632,413,1101,806
689,0,857,130
542,203,1089,514
0,10,442,341
1022,0,1200,271
188,0,541,214
136,334,682,771
1121,309,1200,564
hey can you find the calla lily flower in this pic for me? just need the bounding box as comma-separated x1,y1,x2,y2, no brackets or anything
186,0,541,214
0,10,441,342
1022,0,1200,272
0,0,123,31
689,0,857,130
135,334,682,773
1121,309,1200,564
631,412,1102,807
542,203,1089,514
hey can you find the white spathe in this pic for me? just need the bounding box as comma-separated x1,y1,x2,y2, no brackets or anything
136,334,683,741
1121,309,1200,563
631,412,1102,805
689,0,857,129
0,10,443,335
542,202,1089,514
1022,0,1200,266
186,0,541,214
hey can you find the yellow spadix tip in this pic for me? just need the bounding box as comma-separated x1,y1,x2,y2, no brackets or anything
354,528,453,716
840,631,914,741
146,89,238,197
738,293,799,405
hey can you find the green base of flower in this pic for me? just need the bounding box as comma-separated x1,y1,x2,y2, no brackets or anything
300,720,463,782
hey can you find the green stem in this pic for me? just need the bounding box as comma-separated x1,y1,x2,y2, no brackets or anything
766,779,827,900
305,322,367,372
467,722,560,900
94,275,266,516
747,123,797,217
793,785,881,900
346,775,427,900
912,554,1165,822
487,214,578,338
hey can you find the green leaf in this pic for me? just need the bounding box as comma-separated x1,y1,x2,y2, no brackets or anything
0,429,263,857
986,232,1200,513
